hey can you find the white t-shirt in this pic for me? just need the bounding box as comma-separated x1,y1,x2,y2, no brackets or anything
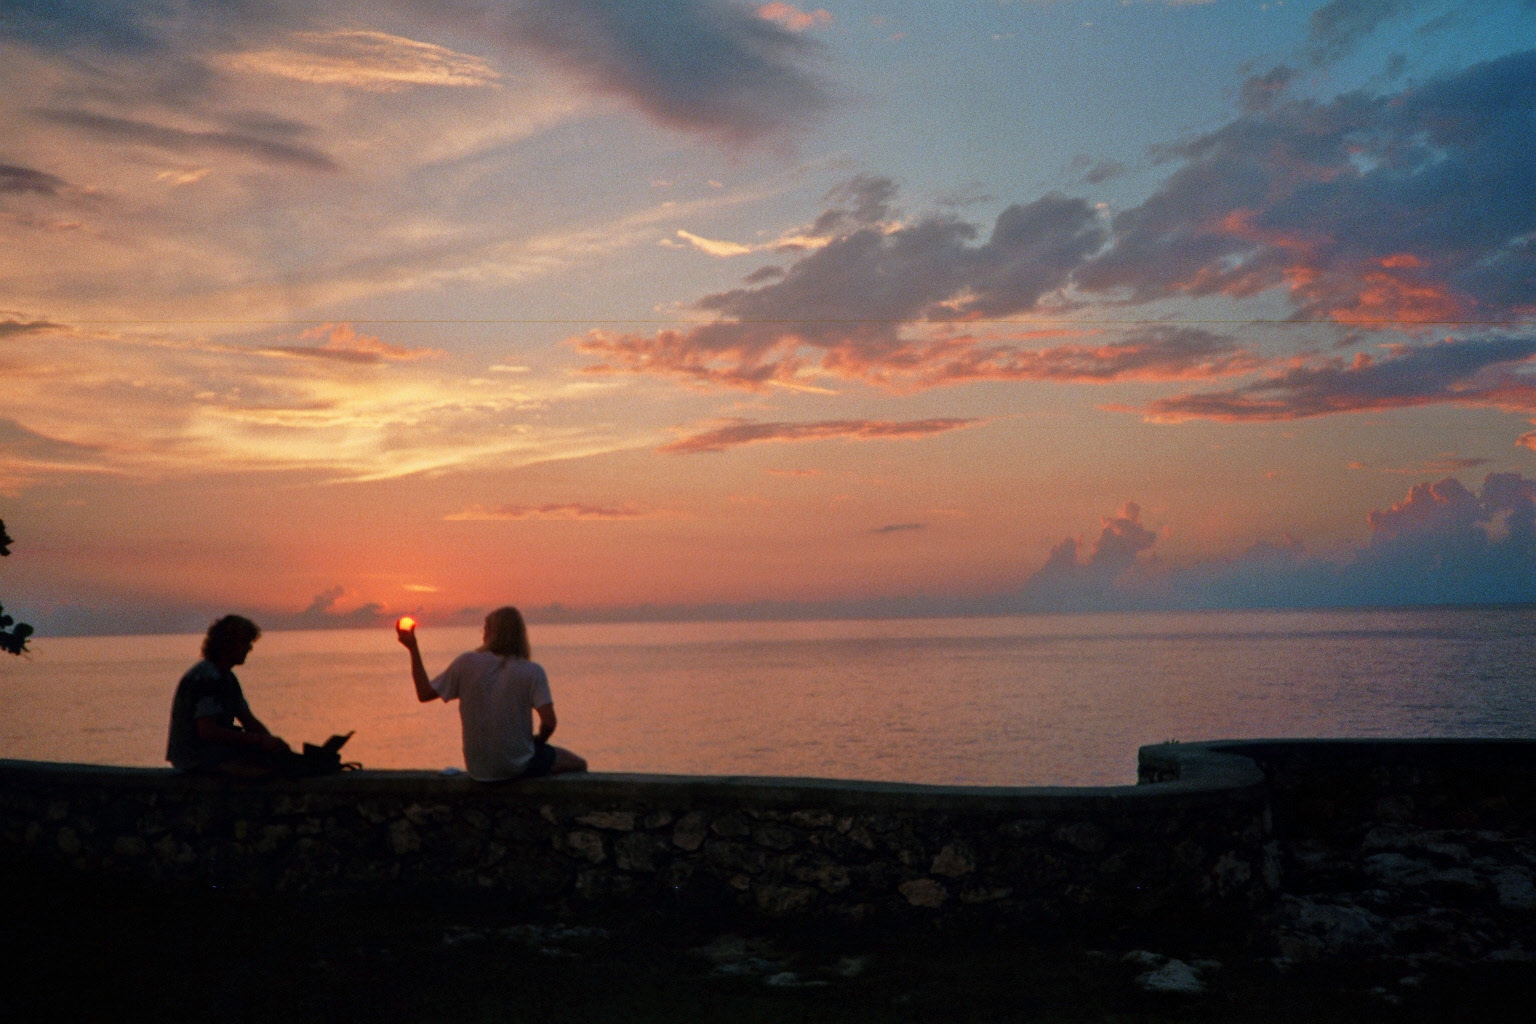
431,651,553,781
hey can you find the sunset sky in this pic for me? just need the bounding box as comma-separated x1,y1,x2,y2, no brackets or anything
3,0,1535,635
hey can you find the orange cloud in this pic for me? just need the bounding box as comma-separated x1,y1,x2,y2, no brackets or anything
658,417,984,454
224,30,501,92
757,3,833,32
576,325,1258,392
264,322,441,363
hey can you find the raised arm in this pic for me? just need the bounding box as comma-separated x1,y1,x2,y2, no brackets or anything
397,621,438,703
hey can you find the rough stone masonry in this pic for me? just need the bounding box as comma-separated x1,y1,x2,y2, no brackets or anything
3,739,1532,948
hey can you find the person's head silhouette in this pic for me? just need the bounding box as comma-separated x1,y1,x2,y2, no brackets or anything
203,615,260,669
481,606,530,659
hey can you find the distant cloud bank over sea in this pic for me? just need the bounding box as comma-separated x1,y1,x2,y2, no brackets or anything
24,472,1536,637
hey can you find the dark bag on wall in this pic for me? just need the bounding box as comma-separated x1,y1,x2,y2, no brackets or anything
283,731,356,776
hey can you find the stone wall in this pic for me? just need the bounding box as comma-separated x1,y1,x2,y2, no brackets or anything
6,741,1531,931
1,748,1272,932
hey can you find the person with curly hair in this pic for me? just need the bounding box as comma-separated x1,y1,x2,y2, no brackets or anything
166,615,291,777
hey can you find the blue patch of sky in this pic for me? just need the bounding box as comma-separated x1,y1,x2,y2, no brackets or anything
808,2,1314,215
0,0,165,51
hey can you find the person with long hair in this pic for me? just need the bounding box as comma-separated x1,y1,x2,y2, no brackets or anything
166,615,291,777
398,607,587,780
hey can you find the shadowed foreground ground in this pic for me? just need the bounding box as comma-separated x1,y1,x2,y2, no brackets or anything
6,856,1534,1024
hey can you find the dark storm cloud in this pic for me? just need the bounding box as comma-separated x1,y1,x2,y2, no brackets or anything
702,189,1102,326
36,109,339,171
497,0,831,144
1078,50,1536,323
0,317,67,337
1141,334,1536,422
576,186,1116,389
0,163,67,195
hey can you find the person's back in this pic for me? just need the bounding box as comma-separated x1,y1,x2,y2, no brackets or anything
166,658,247,770
434,650,551,781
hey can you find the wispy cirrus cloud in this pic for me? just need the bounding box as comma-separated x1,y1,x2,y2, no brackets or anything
670,229,757,257
1348,453,1491,474
221,30,501,91
1,1,832,146
36,109,340,172
657,417,983,454
0,315,634,485
444,502,656,521
261,322,441,364
663,219,844,258
0,417,117,493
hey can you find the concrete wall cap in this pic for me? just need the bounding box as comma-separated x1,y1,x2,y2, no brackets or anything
0,750,1268,814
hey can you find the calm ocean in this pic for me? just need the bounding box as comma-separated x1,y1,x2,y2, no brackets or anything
3,608,1534,786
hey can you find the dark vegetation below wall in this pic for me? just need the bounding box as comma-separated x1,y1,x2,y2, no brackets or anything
6,846,1536,1024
